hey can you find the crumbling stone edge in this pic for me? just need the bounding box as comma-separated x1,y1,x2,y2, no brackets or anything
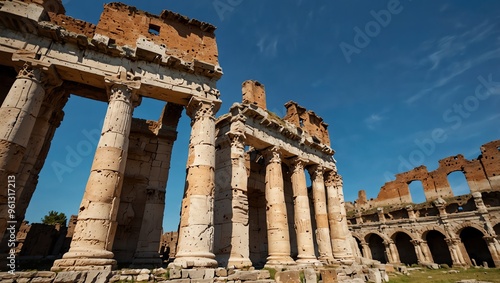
0,264,389,283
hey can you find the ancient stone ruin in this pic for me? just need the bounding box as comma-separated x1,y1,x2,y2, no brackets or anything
0,1,376,282
346,140,500,268
0,0,498,282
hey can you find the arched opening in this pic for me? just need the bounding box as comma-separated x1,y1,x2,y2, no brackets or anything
394,232,418,265
408,180,426,204
425,230,452,266
447,171,471,196
460,227,494,267
366,234,387,263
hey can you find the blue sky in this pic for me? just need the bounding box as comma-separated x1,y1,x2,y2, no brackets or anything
25,0,500,231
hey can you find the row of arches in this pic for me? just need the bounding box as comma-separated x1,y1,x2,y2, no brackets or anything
355,224,499,267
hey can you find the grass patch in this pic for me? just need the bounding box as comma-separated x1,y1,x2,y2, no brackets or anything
389,267,500,283
264,267,277,279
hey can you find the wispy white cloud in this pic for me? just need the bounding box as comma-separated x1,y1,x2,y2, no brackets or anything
406,21,500,104
256,34,279,57
364,113,385,130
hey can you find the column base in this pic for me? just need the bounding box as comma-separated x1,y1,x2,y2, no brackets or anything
227,257,253,268
265,255,296,267
169,256,218,268
296,257,322,266
51,258,116,271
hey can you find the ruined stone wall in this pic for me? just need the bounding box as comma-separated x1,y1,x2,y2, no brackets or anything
354,140,500,209
242,80,267,110
159,231,178,260
95,3,219,65
283,101,330,146
347,141,500,268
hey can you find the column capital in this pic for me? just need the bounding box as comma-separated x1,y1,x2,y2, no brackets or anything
324,170,342,187
410,239,423,246
288,156,308,173
186,96,221,121
308,164,324,181
262,146,281,164
16,63,63,92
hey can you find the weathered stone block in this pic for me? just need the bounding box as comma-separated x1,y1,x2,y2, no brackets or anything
275,270,300,283
320,269,337,283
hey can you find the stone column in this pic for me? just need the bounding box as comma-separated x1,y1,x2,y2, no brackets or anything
309,165,334,264
384,240,400,263
289,157,319,265
173,97,219,268
0,64,60,241
420,241,433,263
411,240,428,264
483,236,500,267
15,89,68,224
324,171,354,263
361,242,371,259
225,115,252,268
445,238,467,267
52,78,141,271
263,146,295,266
131,103,183,268
377,208,386,223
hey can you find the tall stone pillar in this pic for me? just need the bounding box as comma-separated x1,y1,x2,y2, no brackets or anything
308,165,334,264
173,97,219,268
0,64,60,241
15,89,69,224
289,157,319,265
52,78,141,271
325,171,354,263
215,114,253,268
263,146,295,266
419,241,433,263
132,103,183,267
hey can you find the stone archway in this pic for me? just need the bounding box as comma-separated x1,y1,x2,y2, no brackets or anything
460,227,494,267
425,230,452,266
393,232,418,265
366,233,387,263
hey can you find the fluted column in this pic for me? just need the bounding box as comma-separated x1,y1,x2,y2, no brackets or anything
289,157,319,265
52,78,141,271
263,146,295,266
325,171,354,263
0,64,56,241
225,115,252,268
131,103,183,268
173,97,219,268
309,165,334,264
